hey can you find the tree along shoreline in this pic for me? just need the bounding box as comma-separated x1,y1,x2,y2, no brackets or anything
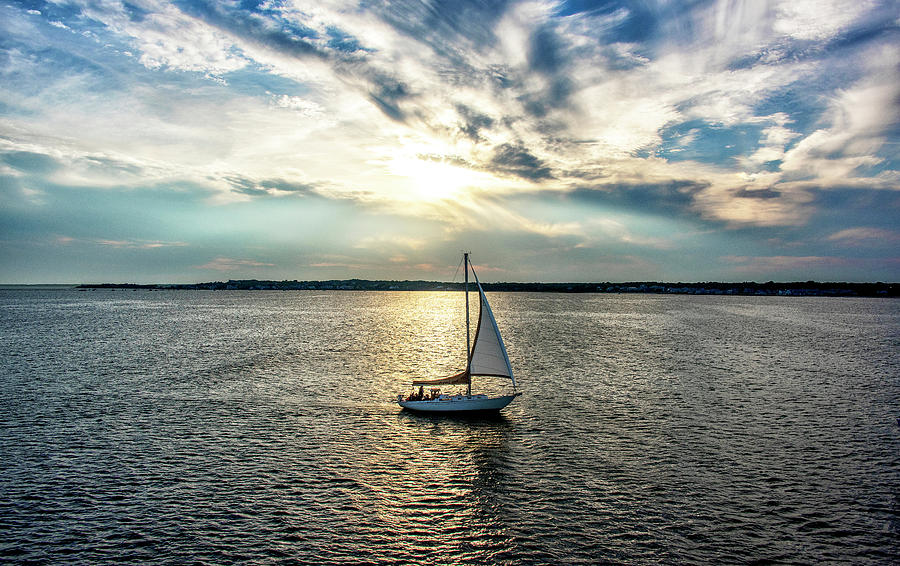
75,280,898,297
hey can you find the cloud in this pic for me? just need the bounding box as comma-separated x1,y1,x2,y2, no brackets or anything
195,257,275,271
48,236,188,249
454,104,496,142
779,60,900,187
691,182,815,227
96,239,187,249
0,141,178,190
567,181,708,216
0,146,58,170
76,1,249,74
489,143,554,180
722,254,851,273
270,95,325,117
2,1,899,283
11,1,895,210
826,227,900,246
224,175,318,198
355,235,426,251
773,0,873,41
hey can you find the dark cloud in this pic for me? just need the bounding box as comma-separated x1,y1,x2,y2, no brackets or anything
259,179,317,193
356,0,520,121
455,104,495,141
177,0,375,66
736,187,781,199
175,0,568,125
176,0,324,59
549,76,574,106
823,11,900,53
0,151,61,174
489,143,554,181
366,75,411,122
412,143,555,182
229,182,265,197
368,94,404,121
363,1,580,123
522,24,576,114
374,0,511,53
0,149,149,181
528,25,566,74
324,25,370,54
812,187,900,223
566,181,708,216
225,175,317,197
122,1,151,23
175,1,419,121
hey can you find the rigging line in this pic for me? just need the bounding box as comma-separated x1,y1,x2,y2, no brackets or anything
451,254,464,283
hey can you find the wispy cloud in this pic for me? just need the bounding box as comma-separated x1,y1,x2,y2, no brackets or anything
722,254,851,275
53,236,188,249
355,235,426,251
827,228,900,246
195,257,275,271
96,239,188,249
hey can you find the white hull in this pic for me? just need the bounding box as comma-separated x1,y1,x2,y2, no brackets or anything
398,393,520,413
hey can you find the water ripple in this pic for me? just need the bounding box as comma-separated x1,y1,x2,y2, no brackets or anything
1,290,898,563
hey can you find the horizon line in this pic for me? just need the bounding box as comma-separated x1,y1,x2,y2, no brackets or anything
1,278,899,287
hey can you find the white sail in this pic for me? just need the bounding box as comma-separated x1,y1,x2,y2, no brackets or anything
469,271,516,386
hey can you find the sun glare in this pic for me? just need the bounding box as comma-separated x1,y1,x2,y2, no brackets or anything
388,154,487,201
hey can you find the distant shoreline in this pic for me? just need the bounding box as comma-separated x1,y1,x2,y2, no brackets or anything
59,280,899,297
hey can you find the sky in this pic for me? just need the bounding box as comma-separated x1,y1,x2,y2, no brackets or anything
1,0,898,284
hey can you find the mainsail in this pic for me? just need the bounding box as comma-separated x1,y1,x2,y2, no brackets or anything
468,276,515,385
411,369,469,386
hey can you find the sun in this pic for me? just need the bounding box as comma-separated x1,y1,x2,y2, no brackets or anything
388,153,487,201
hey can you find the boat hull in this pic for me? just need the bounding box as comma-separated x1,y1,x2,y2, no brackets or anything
398,393,520,413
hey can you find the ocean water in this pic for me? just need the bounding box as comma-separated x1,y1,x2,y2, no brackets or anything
1,289,898,564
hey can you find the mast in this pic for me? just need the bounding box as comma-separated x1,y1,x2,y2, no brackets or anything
464,252,471,395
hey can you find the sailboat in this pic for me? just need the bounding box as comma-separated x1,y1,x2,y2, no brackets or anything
397,253,521,413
